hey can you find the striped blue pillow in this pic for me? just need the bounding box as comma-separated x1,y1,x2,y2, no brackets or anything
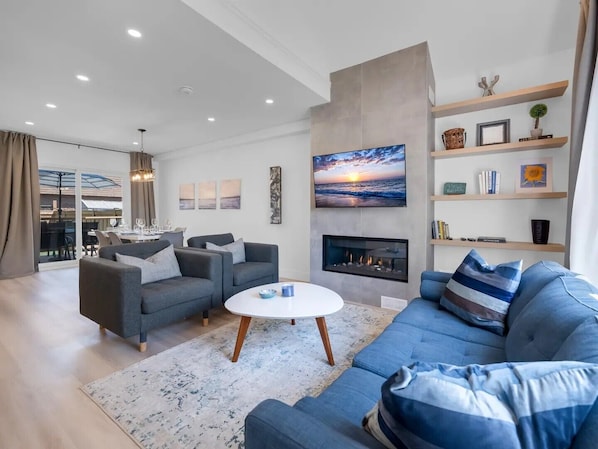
363,361,598,449
440,249,522,335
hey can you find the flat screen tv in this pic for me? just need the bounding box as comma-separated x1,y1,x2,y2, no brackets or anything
313,144,406,208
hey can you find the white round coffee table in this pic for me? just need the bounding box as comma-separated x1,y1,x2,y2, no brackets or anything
224,282,344,365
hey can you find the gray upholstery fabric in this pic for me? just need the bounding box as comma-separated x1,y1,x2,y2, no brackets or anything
187,233,278,300
79,241,222,347
141,276,214,314
188,233,234,248
233,262,275,285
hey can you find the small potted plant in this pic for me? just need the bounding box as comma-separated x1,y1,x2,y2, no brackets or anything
529,103,548,139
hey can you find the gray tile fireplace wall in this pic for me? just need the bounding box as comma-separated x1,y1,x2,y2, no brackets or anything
310,42,435,306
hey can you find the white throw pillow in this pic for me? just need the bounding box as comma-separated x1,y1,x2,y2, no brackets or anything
206,238,246,264
116,244,182,284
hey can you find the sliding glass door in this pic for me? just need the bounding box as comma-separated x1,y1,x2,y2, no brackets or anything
39,169,122,265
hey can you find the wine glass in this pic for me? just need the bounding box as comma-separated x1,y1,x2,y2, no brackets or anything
109,218,117,229
151,218,158,233
137,218,146,234
164,219,172,231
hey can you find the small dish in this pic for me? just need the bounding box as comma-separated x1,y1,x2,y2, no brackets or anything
258,289,277,299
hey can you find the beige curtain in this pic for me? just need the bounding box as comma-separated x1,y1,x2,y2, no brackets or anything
0,131,40,278
130,151,156,225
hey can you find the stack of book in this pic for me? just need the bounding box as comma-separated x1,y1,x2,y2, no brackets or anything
431,220,451,239
478,170,501,194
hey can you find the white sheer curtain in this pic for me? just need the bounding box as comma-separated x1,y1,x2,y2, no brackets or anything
570,77,598,283
569,0,598,283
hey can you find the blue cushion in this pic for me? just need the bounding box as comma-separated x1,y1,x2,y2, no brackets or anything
553,316,598,363
505,276,598,362
393,298,505,348
440,249,522,335
363,361,598,449
507,260,576,328
353,320,505,379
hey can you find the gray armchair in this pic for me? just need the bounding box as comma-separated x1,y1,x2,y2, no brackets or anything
187,233,278,300
79,240,222,351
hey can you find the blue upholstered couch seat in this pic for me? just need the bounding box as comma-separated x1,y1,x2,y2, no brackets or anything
245,261,598,449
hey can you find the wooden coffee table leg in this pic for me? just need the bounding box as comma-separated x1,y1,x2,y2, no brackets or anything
232,316,252,362
315,316,334,366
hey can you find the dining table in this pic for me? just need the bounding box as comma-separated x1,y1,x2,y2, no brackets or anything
87,230,163,243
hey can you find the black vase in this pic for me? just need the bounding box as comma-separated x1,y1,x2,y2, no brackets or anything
531,219,550,244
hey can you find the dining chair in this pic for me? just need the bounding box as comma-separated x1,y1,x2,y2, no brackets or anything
159,231,184,248
107,231,123,245
95,230,112,248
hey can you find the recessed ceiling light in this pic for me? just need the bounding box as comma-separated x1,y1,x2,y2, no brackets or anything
208,117,215,122
76,74,90,82
25,121,34,126
265,98,274,104
46,103,57,109
128,29,142,38
133,141,139,145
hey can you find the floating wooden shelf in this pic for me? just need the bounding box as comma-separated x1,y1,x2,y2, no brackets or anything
431,137,568,158
431,239,565,253
431,192,567,201
431,80,569,118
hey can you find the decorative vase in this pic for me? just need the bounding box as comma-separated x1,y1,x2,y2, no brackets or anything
531,219,550,244
530,128,543,139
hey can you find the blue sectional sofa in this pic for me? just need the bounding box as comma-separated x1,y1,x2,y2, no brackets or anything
245,260,598,449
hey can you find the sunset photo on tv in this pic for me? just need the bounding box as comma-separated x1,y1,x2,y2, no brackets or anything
313,144,406,208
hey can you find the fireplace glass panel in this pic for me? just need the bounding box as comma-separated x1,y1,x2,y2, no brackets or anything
322,235,408,282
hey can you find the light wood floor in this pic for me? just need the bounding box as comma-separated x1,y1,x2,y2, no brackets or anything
0,267,237,449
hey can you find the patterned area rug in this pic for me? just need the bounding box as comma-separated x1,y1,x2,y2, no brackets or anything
82,302,395,449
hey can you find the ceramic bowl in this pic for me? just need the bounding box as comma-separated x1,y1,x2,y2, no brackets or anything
258,288,277,299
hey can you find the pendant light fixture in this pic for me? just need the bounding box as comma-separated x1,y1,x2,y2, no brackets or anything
130,128,155,182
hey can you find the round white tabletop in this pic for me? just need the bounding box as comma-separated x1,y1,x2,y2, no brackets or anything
224,281,343,319
224,282,344,365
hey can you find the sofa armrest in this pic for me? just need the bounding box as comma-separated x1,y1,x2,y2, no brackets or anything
245,243,279,282
245,242,278,263
245,399,375,449
79,257,142,338
419,270,452,302
185,247,234,300
175,248,223,305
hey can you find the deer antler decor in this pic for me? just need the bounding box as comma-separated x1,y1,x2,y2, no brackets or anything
478,75,500,96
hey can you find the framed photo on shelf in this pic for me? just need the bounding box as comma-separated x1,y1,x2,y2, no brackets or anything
476,119,510,146
515,157,553,193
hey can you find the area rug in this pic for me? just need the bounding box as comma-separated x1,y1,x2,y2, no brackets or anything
82,303,395,449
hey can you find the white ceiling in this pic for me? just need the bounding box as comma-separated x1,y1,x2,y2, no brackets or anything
0,0,578,156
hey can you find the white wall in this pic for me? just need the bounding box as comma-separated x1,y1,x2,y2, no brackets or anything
433,48,575,271
156,127,311,281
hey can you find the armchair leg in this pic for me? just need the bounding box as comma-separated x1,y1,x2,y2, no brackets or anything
202,310,209,327
99,325,106,334
139,332,147,352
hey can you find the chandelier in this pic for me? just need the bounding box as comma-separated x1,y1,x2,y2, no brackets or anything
130,128,155,182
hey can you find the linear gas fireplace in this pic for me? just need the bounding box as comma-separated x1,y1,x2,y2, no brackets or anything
322,235,408,282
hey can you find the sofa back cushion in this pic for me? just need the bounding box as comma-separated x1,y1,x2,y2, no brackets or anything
505,276,598,362
507,260,576,329
187,233,234,249
553,315,598,363
99,240,170,261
